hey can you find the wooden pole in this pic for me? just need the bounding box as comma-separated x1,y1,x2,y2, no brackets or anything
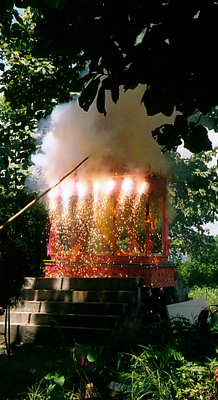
0,156,89,231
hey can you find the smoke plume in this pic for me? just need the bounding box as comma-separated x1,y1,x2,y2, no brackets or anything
31,85,174,187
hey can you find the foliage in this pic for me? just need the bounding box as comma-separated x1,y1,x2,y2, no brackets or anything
117,313,218,399
0,8,85,119
0,345,78,400
0,235,28,307
166,150,218,265
0,7,84,205
0,8,63,276
1,1,218,152
121,345,218,400
175,250,218,288
189,286,218,307
0,98,49,276
0,8,86,276
0,200,48,305
0,199,49,276
0,97,35,203
173,236,218,288
0,310,216,399
167,149,218,288
24,316,218,400
27,372,70,400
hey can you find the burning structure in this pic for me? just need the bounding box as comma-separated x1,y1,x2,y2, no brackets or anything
32,85,175,289
44,168,174,287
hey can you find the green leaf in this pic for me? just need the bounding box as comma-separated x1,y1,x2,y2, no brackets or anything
184,125,212,153
79,77,100,112
71,74,91,93
12,9,25,27
96,85,106,115
152,124,182,151
44,372,53,380
111,84,120,104
134,26,147,46
46,383,55,394
87,351,97,362
54,375,65,387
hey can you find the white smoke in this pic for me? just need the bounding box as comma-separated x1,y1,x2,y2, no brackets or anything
31,84,175,187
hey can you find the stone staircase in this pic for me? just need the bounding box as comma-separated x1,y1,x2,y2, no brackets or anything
0,277,142,345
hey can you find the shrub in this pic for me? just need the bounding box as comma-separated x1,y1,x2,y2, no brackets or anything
189,286,218,306
175,258,218,288
23,316,218,400
174,236,218,288
120,345,218,400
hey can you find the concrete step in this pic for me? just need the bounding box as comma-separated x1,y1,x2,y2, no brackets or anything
24,277,141,291
0,323,111,344
12,301,127,315
0,312,120,328
1,277,142,345
21,289,138,303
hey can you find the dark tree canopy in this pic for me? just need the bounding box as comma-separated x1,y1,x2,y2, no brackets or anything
0,0,218,152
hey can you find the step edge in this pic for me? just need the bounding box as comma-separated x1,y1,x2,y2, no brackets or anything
0,323,112,331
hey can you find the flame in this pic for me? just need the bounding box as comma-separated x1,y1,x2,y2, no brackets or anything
93,180,100,199
77,180,87,197
61,179,74,207
48,184,59,211
49,198,58,212
121,177,133,194
137,180,147,195
48,184,59,200
48,175,148,199
102,178,115,195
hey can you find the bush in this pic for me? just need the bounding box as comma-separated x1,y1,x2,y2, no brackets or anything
175,258,217,288
23,315,218,400
174,236,218,288
189,286,218,306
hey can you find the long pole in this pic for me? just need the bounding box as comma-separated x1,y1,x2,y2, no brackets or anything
0,156,89,231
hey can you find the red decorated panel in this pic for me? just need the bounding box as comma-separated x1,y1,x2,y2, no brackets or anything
44,261,175,288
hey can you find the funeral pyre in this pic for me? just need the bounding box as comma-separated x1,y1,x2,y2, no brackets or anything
32,85,175,287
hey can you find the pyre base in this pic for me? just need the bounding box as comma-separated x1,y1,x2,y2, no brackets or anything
44,261,175,288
